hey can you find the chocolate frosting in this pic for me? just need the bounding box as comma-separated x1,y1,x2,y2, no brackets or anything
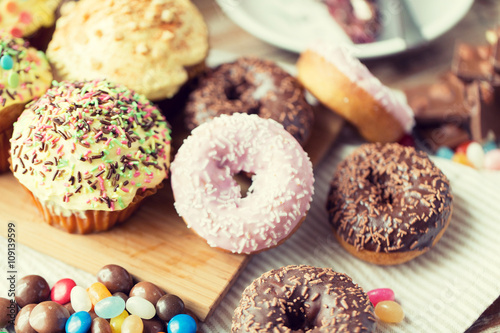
327,143,453,253
184,57,314,146
232,265,376,333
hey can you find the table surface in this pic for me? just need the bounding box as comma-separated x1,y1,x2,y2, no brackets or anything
191,0,500,331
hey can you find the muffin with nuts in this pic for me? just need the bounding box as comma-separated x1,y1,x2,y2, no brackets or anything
46,0,209,101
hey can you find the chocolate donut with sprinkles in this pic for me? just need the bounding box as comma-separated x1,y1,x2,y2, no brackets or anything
327,143,453,265
170,113,314,254
10,79,171,234
184,57,314,146
232,265,377,332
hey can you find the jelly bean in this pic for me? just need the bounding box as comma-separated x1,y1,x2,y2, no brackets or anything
167,314,197,333
8,71,19,88
452,152,473,167
110,310,128,333
121,315,143,333
52,278,77,305
65,311,92,333
375,300,404,323
485,149,500,170
71,286,92,313
94,296,126,319
367,288,395,307
435,146,454,160
0,54,13,70
88,282,112,307
126,296,156,319
483,141,497,153
455,140,472,154
466,142,485,169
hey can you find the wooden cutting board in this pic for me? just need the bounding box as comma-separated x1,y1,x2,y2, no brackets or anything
0,105,343,321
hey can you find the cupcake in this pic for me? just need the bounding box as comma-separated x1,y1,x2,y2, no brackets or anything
47,0,209,101
0,31,52,172
0,0,62,38
10,79,171,234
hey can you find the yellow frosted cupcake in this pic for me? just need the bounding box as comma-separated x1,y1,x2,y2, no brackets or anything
10,79,171,233
0,0,61,38
0,31,52,172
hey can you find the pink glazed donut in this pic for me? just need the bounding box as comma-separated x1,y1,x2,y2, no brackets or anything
170,113,314,254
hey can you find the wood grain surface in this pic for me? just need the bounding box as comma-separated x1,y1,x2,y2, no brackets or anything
0,104,343,321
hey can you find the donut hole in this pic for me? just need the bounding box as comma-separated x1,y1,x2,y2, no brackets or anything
224,85,244,101
286,307,307,330
233,171,255,198
366,168,394,205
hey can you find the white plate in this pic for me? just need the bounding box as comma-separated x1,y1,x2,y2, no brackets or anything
215,0,474,59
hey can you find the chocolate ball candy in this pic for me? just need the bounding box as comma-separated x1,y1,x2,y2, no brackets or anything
16,275,50,307
63,302,75,315
113,292,129,303
129,282,165,306
97,265,134,294
14,304,37,333
29,301,70,333
0,297,17,328
156,294,184,322
142,317,165,333
91,317,112,333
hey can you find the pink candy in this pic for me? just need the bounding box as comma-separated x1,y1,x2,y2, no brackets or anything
51,278,77,305
485,149,500,170
367,288,395,307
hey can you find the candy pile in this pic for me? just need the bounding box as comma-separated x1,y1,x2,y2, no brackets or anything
368,288,405,324
436,140,500,170
0,265,198,333
405,26,500,168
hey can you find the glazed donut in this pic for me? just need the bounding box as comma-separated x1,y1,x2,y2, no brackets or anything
184,57,314,146
327,143,453,265
231,265,377,332
170,113,314,254
296,43,414,143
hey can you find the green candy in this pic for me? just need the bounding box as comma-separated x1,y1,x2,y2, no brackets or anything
8,72,19,88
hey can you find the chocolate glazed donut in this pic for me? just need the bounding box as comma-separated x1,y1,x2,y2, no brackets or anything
232,265,377,332
184,57,314,146
327,143,453,265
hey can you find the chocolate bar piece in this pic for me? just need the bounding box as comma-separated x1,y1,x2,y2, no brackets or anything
452,43,495,82
415,124,470,153
405,72,469,125
467,81,500,142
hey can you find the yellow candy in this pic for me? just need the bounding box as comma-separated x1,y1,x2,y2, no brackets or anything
375,300,404,323
121,314,144,333
110,310,129,333
87,282,112,307
452,152,474,168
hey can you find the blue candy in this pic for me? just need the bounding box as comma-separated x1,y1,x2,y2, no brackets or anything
65,311,92,333
94,296,125,319
436,146,454,160
168,314,197,333
483,141,497,153
0,55,13,70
